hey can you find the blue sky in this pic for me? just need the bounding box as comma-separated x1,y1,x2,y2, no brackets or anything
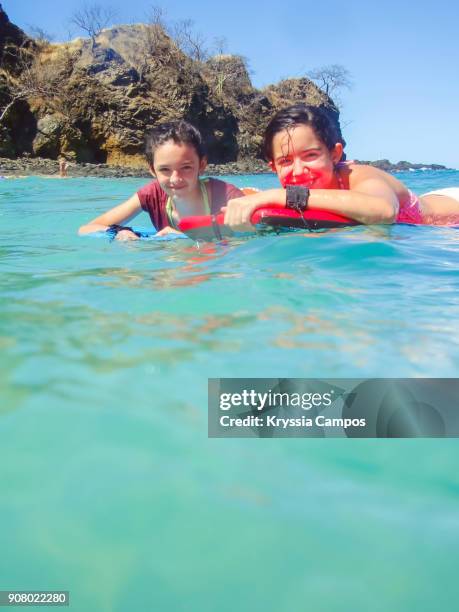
3,0,459,168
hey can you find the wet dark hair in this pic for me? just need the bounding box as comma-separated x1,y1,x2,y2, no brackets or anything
263,104,344,161
144,120,206,167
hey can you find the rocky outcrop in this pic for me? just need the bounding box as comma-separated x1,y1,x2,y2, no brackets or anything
0,3,34,71
0,155,447,178
358,159,447,172
0,4,36,156
0,155,270,177
0,7,338,165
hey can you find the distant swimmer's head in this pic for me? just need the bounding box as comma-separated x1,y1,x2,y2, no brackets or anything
144,121,208,197
264,104,345,189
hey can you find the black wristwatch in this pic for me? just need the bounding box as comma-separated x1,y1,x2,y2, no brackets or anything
286,185,310,212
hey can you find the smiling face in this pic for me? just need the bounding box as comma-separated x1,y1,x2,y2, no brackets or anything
270,124,343,189
151,140,207,199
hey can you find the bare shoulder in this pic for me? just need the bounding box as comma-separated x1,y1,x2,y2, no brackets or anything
345,162,409,202
344,163,407,193
345,163,389,181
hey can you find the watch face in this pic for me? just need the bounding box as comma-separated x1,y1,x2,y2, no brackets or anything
287,186,308,209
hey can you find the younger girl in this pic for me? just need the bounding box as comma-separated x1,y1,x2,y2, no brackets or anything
79,120,243,239
223,104,459,230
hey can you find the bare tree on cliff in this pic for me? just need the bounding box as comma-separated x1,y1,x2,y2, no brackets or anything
0,46,76,123
170,19,208,63
307,64,353,107
69,3,117,50
212,36,228,57
145,5,167,32
27,26,54,44
134,6,168,83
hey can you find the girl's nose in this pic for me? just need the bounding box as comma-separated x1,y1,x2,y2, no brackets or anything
292,158,306,176
170,170,181,183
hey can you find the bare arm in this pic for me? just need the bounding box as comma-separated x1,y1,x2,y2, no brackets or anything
223,177,399,230
308,178,399,224
78,193,143,235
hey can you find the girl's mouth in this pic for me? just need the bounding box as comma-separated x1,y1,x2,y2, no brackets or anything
283,175,316,188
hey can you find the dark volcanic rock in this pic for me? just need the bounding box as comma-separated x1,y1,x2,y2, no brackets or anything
0,8,336,167
0,4,36,156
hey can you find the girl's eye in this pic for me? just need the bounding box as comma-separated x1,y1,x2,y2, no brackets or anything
278,158,292,166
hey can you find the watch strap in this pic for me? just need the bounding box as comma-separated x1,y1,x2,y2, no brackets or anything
286,185,310,212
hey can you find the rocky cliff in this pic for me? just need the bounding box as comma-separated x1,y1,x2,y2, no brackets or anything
0,4,36,155
0,5,343,166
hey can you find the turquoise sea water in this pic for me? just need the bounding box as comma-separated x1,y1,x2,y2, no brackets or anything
1,169,459,610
